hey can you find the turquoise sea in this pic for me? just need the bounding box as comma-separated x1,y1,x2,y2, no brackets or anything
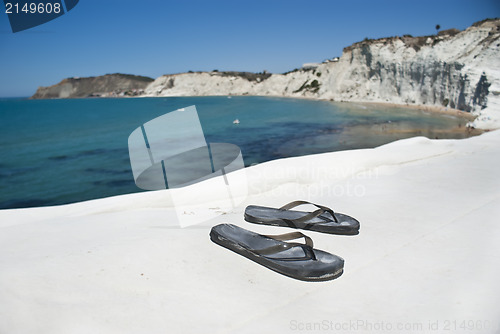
0,96,473,209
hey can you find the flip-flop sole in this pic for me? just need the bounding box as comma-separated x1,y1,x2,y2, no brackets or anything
210,224,344,282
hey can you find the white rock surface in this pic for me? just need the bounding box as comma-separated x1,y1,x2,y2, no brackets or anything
144,19,500,129
1,130,499,333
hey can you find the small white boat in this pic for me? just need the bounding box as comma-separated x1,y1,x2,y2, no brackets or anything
233,119,240,124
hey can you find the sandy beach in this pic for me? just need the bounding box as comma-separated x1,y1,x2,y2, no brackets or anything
1,128,499,333
356,101,478,121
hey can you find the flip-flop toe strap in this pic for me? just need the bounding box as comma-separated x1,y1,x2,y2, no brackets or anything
279,200,339,224
254,231,316,261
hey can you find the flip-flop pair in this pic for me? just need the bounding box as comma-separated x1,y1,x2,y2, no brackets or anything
210,201,360,282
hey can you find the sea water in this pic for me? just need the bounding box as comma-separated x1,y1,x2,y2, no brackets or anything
0,96,473,209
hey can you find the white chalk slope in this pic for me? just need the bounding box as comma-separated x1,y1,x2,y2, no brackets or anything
1,130,499,333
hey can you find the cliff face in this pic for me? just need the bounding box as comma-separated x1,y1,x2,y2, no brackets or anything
321,19,498,111
31,73,154,99
144,19,500,129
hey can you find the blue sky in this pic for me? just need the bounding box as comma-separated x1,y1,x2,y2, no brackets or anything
0,0,499,97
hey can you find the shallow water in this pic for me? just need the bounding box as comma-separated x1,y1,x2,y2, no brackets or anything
0,96,475,209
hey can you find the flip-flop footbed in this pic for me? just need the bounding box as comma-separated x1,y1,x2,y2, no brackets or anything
210,224,344,282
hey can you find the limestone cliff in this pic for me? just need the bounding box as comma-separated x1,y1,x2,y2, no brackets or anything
31,73,154,99
144,19,500,129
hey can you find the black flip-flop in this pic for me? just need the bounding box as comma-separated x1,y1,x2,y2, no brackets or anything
244,200,360,235
210,224,344,281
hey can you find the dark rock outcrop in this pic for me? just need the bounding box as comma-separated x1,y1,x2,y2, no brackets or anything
31,73,154,99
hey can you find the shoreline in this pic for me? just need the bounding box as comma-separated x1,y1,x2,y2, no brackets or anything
22,93,489,135
143,92,479,121
352,100,485,136
27,92,481,121
141,93,485,131
354,101,477,121
25,90,480,125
